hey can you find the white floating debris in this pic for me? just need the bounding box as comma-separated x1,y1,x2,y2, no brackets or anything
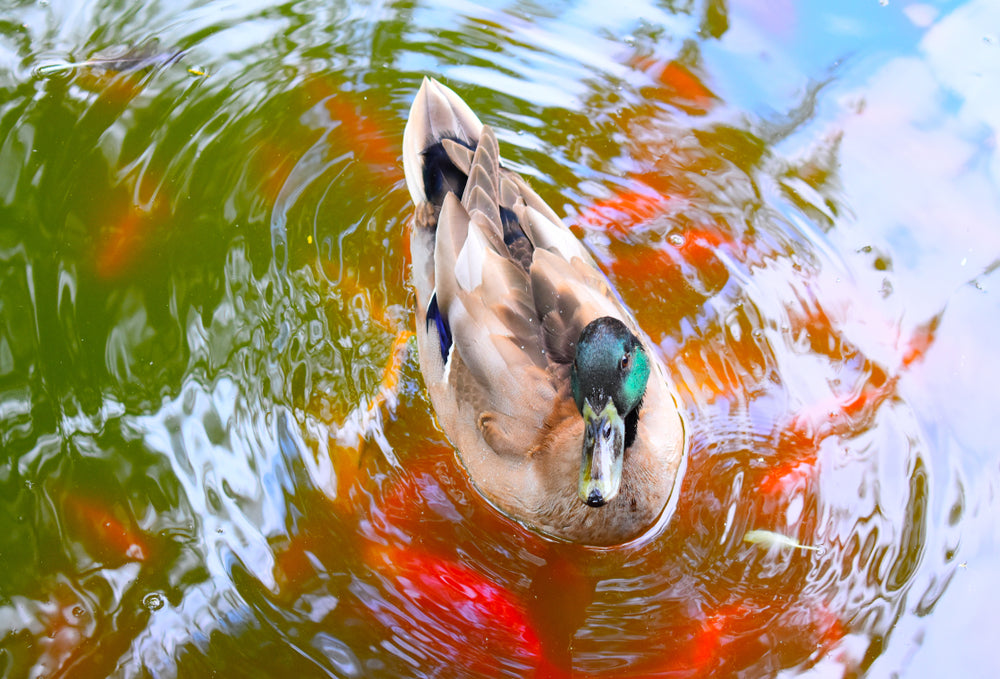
743,529,821,552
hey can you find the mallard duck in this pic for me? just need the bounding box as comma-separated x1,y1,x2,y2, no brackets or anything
402,78,686,546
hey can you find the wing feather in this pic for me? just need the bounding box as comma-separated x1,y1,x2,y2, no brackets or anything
403,78,483,205
442,138,474,175
461,127,506,253
530,249,622,364
433,192,470,316
523,205,591,263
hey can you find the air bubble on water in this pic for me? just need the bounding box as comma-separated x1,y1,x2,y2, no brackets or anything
143,592,165,611
668,233,685,247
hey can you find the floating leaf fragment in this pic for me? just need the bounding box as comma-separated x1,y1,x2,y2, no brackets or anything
743,529,820,552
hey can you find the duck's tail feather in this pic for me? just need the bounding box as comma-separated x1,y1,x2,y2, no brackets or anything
403,77,484,208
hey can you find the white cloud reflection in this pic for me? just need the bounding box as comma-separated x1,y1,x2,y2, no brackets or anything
831,3,1000,674
903,3,939,28
835,0,1000,322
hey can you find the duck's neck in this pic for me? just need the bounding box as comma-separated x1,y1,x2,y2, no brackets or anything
624,397,642,449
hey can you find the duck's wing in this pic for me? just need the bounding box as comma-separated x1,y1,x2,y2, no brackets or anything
431,134,556,458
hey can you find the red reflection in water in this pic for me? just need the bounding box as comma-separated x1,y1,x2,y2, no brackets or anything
300,76,402,182
324,97,401,180
900,314,938,369
629,57,718,115
95,204,162,280
758,458,814,497
94,178,169,281
366,545,555,678
577,186,673,236
63,492,148,563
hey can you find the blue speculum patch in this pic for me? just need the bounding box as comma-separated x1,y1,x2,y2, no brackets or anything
426,293,452,363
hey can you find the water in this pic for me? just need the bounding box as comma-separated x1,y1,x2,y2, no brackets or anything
1,0,999,676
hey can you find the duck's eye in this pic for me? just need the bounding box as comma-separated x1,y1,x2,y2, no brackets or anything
602,420,613,439
620,353,630,371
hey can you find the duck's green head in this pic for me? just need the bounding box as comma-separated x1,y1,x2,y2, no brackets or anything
571,316,650,508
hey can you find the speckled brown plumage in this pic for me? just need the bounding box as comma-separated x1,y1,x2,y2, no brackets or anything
402,77,687,546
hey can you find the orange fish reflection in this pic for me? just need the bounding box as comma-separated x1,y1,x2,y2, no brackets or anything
365,544,553,678
589,211,739,341
64,492,148,562
95,204,160,280
757,458,815,498
576,187,672,237
94,171,170,281
628,56,718,115
324,97,401,180
900,313,939,369
298,76,402,182
644,598,844,677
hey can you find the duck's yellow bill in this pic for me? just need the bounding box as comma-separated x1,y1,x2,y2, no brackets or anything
579,399,625,507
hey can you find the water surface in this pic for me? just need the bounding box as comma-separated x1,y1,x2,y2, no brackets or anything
1,0,999,677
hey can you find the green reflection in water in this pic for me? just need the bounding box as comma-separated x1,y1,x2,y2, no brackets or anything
0,0,993,677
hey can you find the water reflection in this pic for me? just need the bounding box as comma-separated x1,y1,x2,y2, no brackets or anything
0,0,997,676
